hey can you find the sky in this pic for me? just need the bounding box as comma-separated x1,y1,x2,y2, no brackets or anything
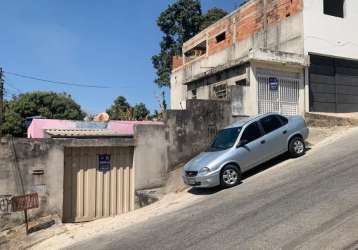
0,0,244,115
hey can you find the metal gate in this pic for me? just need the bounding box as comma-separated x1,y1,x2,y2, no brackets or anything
63,147,134,222
257,72,300,116
309,54,358,112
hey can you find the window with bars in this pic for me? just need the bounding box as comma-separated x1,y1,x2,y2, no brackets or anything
212,84,227,99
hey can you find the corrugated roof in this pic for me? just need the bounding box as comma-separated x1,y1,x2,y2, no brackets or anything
45,129,132,138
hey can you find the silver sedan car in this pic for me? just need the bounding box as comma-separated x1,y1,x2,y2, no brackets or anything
183,113,309,188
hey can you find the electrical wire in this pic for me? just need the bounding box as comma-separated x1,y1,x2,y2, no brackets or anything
4,71,111,89
3,76,22,94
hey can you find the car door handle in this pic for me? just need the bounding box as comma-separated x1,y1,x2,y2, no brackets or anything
283,130,287,134
260,140,266,144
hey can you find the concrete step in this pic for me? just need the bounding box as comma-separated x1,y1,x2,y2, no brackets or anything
305,112,358,127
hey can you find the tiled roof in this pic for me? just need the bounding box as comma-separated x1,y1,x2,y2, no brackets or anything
45,129,132,138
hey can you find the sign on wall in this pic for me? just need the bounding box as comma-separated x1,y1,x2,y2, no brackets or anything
269,77,279,91
11,193,39,212
98,154,111,173
11,193,39,234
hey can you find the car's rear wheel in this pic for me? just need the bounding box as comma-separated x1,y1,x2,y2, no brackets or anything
220,165,241,188
289,136,305,157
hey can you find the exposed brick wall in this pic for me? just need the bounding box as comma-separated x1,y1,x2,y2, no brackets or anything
266,0,303,25
207,18,234,55
236,0,303,42
236,1,263,42
172,56,183,71
180,0,303,66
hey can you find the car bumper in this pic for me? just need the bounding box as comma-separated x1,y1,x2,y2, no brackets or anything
300,127,309,141
182,171,220,188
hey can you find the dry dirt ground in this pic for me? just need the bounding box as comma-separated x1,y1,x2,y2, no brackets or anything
0,126,353,250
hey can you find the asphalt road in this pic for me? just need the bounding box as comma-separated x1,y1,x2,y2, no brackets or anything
71,129,358,250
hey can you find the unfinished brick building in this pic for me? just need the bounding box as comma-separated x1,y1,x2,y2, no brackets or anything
171,0,358,115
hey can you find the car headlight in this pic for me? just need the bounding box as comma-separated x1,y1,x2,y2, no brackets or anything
199,167,211,175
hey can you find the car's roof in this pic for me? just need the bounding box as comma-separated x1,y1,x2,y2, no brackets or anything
224,113,280,129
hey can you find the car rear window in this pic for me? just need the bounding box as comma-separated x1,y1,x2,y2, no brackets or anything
277,115,288,125
260,115,282,134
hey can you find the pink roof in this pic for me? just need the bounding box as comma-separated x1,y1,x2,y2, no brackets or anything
27,119,164,138
27,119,76,138
108,121,163,135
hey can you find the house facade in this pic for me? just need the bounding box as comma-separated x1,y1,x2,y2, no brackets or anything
170,0,358,115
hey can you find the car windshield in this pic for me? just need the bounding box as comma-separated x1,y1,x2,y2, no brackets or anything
207,127,241,151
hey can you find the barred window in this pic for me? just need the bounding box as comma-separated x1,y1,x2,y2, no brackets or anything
213,84,227,99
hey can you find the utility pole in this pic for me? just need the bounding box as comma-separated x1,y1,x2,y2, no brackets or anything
0,68,4,137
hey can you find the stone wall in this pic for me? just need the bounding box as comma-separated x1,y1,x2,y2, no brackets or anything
165,99,243,171
0,138,64,231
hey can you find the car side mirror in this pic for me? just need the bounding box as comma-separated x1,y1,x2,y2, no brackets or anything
237,139,248,148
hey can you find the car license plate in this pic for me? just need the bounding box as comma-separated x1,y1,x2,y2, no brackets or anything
187,178,196,185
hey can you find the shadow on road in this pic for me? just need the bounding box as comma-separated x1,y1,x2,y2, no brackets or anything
242,153,290,180
188,186,223,195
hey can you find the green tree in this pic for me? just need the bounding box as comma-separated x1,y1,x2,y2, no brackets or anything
152,0,202,87
200,8,228,31
2,91,85,137
107,97,153,121
152,0,227,87
148,110,160,121
133,103,150,120
106,96,131,120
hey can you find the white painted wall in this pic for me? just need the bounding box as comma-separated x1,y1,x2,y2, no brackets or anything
303,0,358,59
170,70,187,110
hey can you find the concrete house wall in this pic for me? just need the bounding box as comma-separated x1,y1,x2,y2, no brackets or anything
0,139,64,230
133,124,168,190
303,0,358,60
251,60,305,115
171,0,358,116
0,136,162,230
303,0,358,113
165,99,236,171
170,0,305,116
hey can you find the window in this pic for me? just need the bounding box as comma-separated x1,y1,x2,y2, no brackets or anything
209,127,241,151
260,115,283,134
240,122,262,144
236,79,248,86
213,83,227,99
324,0,345,18
276,115,288,125
191,89,197,99
216,32,226,43
184,41,207,62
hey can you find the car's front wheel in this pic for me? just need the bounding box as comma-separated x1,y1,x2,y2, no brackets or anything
289,136,305,157
220,165,241,188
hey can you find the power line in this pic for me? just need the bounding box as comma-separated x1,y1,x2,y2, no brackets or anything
3,76,22,94
4,71,111,89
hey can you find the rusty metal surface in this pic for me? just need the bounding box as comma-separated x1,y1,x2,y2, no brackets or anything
11,193,39,212
0,195,12,214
